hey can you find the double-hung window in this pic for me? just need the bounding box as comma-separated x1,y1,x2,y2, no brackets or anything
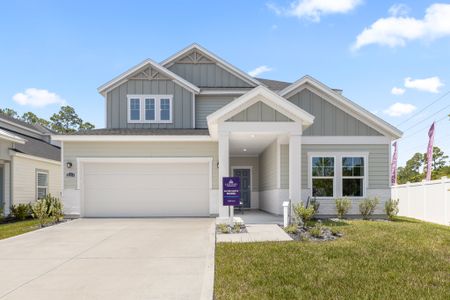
311,157,335,197
127,95,172,123
342,157,365,197
36,170,49,200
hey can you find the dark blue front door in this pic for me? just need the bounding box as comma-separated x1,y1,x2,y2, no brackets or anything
233,168,251,208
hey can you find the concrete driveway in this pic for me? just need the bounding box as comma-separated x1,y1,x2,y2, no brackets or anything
0,218,215,300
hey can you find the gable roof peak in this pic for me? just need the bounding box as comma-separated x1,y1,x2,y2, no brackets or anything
161,43,263,87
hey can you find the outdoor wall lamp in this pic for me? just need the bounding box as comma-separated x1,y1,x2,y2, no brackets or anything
66,162,73,169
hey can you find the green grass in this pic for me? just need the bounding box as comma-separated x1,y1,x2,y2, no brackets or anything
0,219,47,240
215,217,450,299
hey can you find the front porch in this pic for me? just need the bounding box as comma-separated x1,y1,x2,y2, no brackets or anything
234,209,283,224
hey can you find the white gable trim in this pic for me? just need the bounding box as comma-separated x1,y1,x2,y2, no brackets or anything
161,43,262,87
97,59,200,96
0,129,26,144
207,86,315,139
279,76,403,139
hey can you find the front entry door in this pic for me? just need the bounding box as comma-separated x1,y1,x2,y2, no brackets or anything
233,168,251,208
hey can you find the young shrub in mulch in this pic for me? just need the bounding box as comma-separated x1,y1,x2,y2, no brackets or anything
292,202,315,226
385,198,399,221
31,199,49,228
43,194,64,222
216,221,247,234
284,220,344,242
335,198,352,219
10,203,32,221
359,197,379,220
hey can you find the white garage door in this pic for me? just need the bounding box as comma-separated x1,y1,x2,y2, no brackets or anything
82,161,210,217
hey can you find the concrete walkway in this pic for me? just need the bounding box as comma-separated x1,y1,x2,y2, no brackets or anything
0,218,215,300
216,224,292,243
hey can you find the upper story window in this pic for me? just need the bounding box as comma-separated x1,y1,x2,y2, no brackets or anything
127,95,173,123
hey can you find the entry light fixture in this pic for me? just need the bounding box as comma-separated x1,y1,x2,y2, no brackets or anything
243,148,247,152
66,162,73,169
250,134,255,138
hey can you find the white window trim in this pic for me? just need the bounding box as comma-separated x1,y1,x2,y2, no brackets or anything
127,95,173,124
309,155,337,199
342,156,366,198
36,169,49,200
308,152,368,199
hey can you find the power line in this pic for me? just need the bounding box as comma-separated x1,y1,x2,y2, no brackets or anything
401,102,450,132
400,115,449,140
396,90,450,127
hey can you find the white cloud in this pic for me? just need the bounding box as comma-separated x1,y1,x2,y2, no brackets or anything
388,3,410,17
404,76,443,93
383,102,416,117
248,65,272,77
267,0,362,22
391,87,405,95
352,3,450,50
13,88,66,108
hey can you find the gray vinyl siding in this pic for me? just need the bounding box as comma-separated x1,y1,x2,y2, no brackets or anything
63,141,219,189
288,88,382,136
106,80,193,129
230,156,259,192
278,144,389,189
259,141,278,191
168,63,252,88
195,95,235,128
227,102,293,122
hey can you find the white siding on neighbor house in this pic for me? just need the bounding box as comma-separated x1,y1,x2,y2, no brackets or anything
63,141,219,189
12,155,61,205
195,95,235,128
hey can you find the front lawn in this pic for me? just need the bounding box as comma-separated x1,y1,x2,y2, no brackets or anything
215,217,450,299
0,219,48,240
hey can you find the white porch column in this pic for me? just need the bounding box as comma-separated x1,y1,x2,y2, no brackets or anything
289,133,302,205
218,133,230,218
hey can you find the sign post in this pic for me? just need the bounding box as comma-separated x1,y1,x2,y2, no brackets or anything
223,177,240,225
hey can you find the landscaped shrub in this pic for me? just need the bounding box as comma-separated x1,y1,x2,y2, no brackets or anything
308,197,320,215
309,222,324,238
284,224,298,234
385,198,400,220
335,198,352,219
233,222,243,233
43,194,64,222
10,203,32,220
31,199,49,227
217,223,229,234
359,197,380,220
0,206,4,222
293,202,315,226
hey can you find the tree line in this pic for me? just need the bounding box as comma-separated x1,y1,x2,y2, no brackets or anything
0,106,95,134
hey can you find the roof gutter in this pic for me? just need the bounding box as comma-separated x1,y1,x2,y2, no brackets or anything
51,135,214,142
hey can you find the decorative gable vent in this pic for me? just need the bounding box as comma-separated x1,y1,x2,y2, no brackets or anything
176,50,215,64
129,66,171,81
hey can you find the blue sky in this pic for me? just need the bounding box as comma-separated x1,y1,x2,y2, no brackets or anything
1,0,449,165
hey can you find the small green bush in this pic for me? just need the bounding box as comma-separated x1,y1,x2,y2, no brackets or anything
359,197,380,220
31,199,49,227
385,198,399,220
284,224,298,234
10,203,32,220
293,202,315,225
308,197,320,215
309,222,323,238
217,223,229,234
335,198,352,219
43,194,64,222
0,205,4,222
233,222,243,233
330,227,341,236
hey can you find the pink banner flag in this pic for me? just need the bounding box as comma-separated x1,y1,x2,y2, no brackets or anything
426,122,435,181
390,141,398,185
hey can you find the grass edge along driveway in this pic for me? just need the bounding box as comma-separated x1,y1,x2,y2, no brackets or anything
215,217,450,300
0,219,49,240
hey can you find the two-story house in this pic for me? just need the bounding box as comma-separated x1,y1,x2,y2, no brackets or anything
53,44,402,218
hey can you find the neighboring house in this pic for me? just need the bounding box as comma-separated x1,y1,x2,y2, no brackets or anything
0,114,61,215
53,44,402,218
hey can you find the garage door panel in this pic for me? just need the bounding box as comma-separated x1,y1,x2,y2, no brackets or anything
82,161,210,217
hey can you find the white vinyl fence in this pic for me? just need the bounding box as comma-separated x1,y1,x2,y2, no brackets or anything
391,177,450,226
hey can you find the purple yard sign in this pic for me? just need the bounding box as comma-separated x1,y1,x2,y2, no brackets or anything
426,122,435,181
391,141,398,185
223,177,241,206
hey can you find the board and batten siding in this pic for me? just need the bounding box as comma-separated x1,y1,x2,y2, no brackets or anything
279,144,390,190
63,141,219,189
259,141,278,191
230,156,259,192
106,79,193,129
227,101,293,122
195,95,235,128
287,87,382,136
12,155,61,205
168,63,252,88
